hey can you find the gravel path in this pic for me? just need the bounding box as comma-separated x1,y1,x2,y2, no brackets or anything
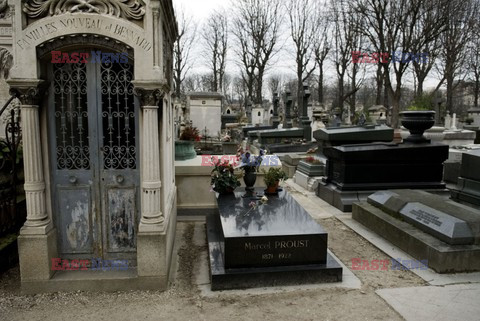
0,219,426,321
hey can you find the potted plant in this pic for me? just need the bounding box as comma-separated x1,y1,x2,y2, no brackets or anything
263,167,288,194
210,158,241,195
175,126,200,160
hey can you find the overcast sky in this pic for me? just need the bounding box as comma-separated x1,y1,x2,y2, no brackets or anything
173,0,441,93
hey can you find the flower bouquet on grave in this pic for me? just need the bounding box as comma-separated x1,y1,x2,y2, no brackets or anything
235,147,264,194
210,158,241,195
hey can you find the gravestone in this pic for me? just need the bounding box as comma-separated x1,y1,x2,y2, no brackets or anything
206,188,342,290
313,125,394,156
317,140,449,212
353,189,480,273
451,149,480,207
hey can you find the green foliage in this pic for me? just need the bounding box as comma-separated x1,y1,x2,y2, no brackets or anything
263,167,288,187
210,158,241,193
407,93,434,111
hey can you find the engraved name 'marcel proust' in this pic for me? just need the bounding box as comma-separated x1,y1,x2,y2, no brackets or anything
244,240,309,251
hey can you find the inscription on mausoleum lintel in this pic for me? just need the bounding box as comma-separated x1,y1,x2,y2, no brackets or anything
0,26,12,36
17,17,151,51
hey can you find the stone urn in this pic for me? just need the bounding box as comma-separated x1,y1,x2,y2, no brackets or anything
174,140,196,160
399,111,435,143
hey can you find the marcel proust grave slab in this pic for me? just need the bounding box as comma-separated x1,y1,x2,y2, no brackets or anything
399,202,474,245
216,189,328,268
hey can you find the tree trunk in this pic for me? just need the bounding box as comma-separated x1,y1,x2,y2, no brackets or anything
375,65,383,105
446,73,454,114
338,72,345,117
255,70,264,104
318,64,324,104
475,73,479,108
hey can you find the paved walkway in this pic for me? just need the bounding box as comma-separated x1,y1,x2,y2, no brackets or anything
284,179,480,321
377,284,480,321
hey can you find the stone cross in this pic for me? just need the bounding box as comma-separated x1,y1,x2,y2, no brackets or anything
299,83,312,140
285,90,293,128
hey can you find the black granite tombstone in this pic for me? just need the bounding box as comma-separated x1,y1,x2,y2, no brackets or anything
451,149,480,207
317,142,449,211
206,188,343,290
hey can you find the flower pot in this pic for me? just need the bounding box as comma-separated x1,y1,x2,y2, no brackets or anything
265,181,279,194
243,170,257,192
175,140,196,160
217,187,235,195
399,111,435,143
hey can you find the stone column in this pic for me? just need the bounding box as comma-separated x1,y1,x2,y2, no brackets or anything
134,88,164,232
246,99,252,124
134,86,171,285
272,92,280,128
8,80,57,282
14,85,52,233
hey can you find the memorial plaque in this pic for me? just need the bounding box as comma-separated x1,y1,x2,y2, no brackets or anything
399,202,474,245
216,189,328,268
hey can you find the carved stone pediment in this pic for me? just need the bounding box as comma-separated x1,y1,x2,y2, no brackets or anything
23,0,145,20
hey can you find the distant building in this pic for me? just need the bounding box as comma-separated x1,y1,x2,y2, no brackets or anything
186,92,223,137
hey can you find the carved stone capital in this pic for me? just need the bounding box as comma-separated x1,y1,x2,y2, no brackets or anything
7,79,46,106
133,87,165,106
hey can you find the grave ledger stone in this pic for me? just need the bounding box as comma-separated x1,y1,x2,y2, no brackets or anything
206,188,342,290
353,190,480,273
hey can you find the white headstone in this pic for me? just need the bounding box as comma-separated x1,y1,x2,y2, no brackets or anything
444,114,452,130
451,113,457,131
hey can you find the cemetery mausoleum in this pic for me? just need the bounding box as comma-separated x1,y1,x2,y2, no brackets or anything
4,0,178,291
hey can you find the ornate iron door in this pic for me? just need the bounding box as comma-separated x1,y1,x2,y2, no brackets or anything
49,55,139,262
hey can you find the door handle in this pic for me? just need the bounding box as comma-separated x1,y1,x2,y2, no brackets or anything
116,175,124,184
69,176,77,184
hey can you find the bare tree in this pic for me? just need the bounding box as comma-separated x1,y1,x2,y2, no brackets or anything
173,7,197,97
411,4,443,98
314,16,330,106
231,0,283,104
355,0,448,127
466,14,480,108
330,0,364,117
286,0,321,111
202,10,228,93
267,74,283,98
436,0,478,114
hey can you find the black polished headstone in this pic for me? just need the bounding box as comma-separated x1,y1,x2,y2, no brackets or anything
216,189,327,268
451,150,480,207
206,188,343,290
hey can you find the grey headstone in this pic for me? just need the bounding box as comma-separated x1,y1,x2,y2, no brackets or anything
399,202,474,245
